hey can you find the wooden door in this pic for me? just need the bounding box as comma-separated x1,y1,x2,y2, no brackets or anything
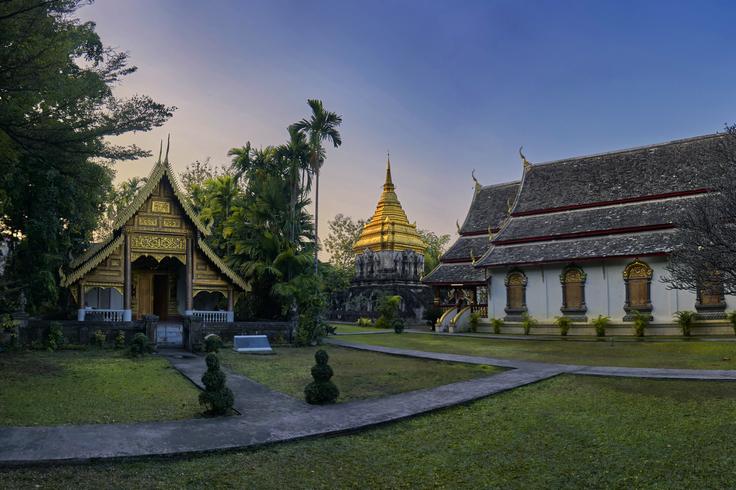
628,278,649,307
136,272,153,319
153,274,169,320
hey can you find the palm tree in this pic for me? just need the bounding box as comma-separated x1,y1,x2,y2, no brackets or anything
290,99,342,274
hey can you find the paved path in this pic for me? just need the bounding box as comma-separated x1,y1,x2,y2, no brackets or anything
3,341,736,467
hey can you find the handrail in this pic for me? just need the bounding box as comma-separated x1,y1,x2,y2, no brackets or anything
451,305,472,325
84,309,126,322
190,310,233,323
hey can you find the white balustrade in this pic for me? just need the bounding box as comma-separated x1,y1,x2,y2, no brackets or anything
190,310,232,323
82,309,126,322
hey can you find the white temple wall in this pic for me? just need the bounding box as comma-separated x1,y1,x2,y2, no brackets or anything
485,255,736,325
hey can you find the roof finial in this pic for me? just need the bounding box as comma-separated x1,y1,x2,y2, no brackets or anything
164,134,171,164
157,140,163,164
519,146,532,171
384,151,394,189
471,169,481,192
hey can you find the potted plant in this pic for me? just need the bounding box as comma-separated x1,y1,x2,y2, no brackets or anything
631,310,649,338
520,313,537,336
591,315,610,338
674,310,696,337
554,316,572,336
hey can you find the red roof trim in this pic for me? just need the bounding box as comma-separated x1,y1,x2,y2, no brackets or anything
511,189,709,217
476,251,669,269
492,223,675,245
440,258,475,264
423,281,486,286
460,229,498,237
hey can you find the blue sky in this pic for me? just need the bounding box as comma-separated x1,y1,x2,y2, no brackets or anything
80,0,736,246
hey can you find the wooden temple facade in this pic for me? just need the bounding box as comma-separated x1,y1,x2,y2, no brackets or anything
61,150,247,323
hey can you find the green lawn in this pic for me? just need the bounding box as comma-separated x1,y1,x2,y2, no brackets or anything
5,375,736,488
336,333,736,369
219,345,499,402
330,323,388,334
0,350,201,426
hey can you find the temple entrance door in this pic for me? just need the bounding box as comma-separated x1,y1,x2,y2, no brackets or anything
136,272,153,320
153,274,169,321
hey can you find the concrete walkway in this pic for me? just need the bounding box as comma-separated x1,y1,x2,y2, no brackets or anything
3,341,736,467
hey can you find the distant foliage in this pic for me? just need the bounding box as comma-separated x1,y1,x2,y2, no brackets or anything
469,312,481,333
424,305,442,329
204,334,223,353
356,317,373,327
115,330,126,349
324,214,367,277
376,295,402,330
631,311,649,338
521,313,537,336
675,311,697,337
199,354,234,415
417,229,451,275
47,322,65,352
554,316,572,336
92,329,106,348
304,349,339,405
591,315,610,338
128,333,154,357
490,318,504,335
728,311,736,335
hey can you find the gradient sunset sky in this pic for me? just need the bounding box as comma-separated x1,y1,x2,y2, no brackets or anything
79,0,736,246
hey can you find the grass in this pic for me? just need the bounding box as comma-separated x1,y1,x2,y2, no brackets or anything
0,350,201,426
337,333,736,369
4,375,736,488
330,323,389,334
219,345,499,402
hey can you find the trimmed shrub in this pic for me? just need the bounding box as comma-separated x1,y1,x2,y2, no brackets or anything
727,311,736,335
554,316,572,336
199,353,234,415
204,334,223,353
424,305,443,329
393,317,405,334
114,330,126,349
47,322,65,351
520,313,537,335
490,318,504,335
675,310,697,337
356,317,373,327
468,312,481,333
92,329,106,348
376,295,402,330
128,332,154,357
591,315,610,338
632,310,649,338
305,349,339,405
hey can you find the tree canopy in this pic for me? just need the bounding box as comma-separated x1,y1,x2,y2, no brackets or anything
0,0,174,313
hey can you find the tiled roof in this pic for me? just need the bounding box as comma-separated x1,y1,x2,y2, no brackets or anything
460,181,520,234
441,235,492,262
422,262,486,284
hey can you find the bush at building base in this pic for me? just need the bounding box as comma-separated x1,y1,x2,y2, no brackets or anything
305,349,339,405
128,332,154,357
204,334,223,353
199,353,234,415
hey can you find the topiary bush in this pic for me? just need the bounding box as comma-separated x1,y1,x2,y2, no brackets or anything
304,349,339,405
592,315,610,338
204,334,223,353
490,317,504,335
632,310,649,338
128,332,154,357
114,330,126,349
92,329,106,348
520,313,537,335
47,322,65,351
675,310,697,337
554,316,572,336
393,317,405,334
199,353,234,415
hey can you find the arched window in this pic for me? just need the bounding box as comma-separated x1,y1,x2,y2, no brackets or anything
623,259,653,320
696,278,726,319
560,265,587,319
504,270,527,320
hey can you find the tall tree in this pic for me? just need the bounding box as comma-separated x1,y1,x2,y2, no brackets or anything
324,214,366,272
418,229,451,275
0,0,174,312
290,99,343,275
97,177,148,238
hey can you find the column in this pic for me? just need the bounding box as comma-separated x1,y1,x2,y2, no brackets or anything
77,281,86,321
227,286,234,322
123,234,132,321
185,237,193,314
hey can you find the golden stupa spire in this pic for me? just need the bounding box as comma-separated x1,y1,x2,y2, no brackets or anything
352,155,427,254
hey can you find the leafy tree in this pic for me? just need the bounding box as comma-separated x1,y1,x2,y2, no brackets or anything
417,229,451,275
324,214,366,273
0,0,174,312
180,157,229,198
97,177,147,238
290,100,343,274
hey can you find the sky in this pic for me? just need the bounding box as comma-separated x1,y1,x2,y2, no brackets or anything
78,0,736,252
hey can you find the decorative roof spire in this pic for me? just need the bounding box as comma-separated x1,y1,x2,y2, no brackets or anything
472,169,481,193
164,134,171,164
384,151,394,190
157,140,163,164
519,146,532,171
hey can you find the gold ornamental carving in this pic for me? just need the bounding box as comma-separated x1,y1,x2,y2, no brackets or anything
162,218,180,228
151,200,171,214
131,234,185,252
138,216,158,227
623,260,653,279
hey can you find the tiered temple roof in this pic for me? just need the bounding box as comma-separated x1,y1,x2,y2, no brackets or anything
352,158,426,254
476,133,734,268
422,181,519,285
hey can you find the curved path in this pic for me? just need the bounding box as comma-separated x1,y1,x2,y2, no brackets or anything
2,341,736,467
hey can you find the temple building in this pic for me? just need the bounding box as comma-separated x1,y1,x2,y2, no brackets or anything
333,157,432,322
61,147,247,325
425,133,736,334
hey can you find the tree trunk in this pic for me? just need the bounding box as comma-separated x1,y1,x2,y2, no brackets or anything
314,168,320,275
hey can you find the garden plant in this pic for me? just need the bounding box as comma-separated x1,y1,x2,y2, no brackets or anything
490,317,504,334
554,316,572,336
591,315,610,338
520,313,537,335
304,349,339,404
675,310,697,337
199,353,234,415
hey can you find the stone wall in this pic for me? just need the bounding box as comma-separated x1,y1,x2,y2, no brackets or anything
19,319,145,346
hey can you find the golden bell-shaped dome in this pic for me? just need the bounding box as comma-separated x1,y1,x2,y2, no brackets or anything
352,157,427,254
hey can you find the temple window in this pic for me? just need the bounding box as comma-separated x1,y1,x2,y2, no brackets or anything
695,277,726,319
504,270,527,321
623,259,653,320
560,265,587,320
